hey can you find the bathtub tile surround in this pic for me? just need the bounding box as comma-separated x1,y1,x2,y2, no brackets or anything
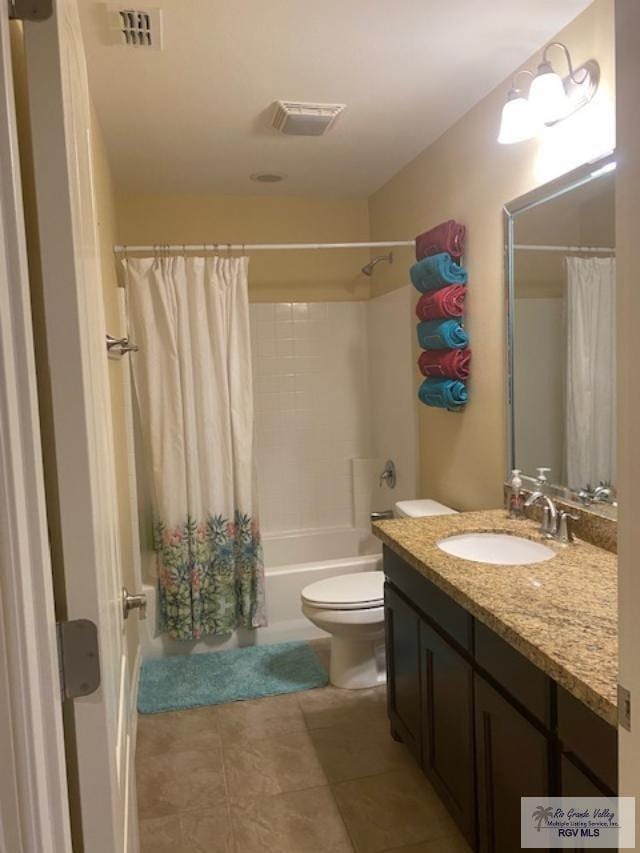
251,301,371,534
250,293,418,534
136,641,471,853
366,286,419,513
374,511,617,723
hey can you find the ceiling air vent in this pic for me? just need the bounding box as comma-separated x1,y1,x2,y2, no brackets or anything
271,101,346,136
105,5,163,49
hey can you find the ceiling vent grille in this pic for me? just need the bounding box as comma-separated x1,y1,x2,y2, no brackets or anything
271,101,346,136
105,5,163,49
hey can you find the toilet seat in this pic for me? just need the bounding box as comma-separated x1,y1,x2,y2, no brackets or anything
301,571,383,611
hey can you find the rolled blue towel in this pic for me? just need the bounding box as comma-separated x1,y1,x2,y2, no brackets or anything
418,377,468,409
410,252,468,293
417,319,469,350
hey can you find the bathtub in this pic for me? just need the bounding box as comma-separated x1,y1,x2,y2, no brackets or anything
140,525,382,659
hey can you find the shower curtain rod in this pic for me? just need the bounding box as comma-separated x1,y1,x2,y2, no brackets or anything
113,240,415,254
514,243,615,253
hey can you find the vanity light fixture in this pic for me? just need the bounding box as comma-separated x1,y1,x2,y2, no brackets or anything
498,42,600,144
497,72,539,145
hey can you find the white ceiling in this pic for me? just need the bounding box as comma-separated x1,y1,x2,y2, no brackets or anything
79,0,593,196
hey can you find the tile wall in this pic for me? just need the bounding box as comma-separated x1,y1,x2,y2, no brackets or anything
250,302,372,533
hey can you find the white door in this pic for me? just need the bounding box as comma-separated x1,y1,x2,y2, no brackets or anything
23,2,140,851
0,11,72,853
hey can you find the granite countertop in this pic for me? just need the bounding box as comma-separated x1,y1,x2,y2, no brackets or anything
373,510,618,726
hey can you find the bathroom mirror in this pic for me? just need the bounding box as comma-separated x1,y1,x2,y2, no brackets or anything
504,153,617,516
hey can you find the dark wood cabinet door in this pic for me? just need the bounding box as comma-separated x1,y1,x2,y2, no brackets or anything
384,582,421,759
420,618,476,847
475,675,551,853
561,756,617,853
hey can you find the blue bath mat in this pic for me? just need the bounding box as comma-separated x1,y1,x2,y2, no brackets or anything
138,641,329,714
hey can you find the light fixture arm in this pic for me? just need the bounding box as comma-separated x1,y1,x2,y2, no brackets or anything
541,41,588,85
508,69,535,94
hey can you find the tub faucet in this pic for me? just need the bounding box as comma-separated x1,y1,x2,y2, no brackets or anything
524,491,558,538
370,510,394,522
379,460,396,489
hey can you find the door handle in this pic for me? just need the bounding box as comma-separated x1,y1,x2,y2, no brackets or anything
122,587,147,620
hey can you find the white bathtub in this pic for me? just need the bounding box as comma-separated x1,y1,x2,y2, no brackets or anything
140,525,382,659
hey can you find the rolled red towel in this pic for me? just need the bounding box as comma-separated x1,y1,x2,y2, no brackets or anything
415,220,466,261
416,284,466,321
418,348,471,381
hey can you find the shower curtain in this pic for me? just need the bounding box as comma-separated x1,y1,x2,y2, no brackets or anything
125,256,266,640
565,256,616,490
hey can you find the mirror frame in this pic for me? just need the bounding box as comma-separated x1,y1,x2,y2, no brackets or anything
503,150,617,516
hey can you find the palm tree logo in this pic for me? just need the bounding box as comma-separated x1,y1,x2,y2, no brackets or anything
532,805,554,831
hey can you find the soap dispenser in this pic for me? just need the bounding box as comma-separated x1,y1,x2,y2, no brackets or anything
509,469,524,519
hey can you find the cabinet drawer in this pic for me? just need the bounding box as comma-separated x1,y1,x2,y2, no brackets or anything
383,546,472,651
557,687,617,793
475,621,552,728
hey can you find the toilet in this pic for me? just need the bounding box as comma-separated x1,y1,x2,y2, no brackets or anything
301,498,457,689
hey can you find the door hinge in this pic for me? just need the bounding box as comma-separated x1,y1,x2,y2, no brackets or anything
56,619,101,700
618,684,631,732
8,0,52,21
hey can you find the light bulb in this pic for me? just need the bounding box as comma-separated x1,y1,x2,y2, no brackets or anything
529,62,570,123
497,90,538,145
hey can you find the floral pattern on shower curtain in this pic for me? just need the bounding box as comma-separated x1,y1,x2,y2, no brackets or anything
125,255,267,640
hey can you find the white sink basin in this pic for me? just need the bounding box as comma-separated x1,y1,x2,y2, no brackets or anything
437,533,555,566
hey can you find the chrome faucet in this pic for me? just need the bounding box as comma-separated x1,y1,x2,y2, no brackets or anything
524,492,579,544
555,510,579,545
577,482,616,506
592,484,613,503
524,491,558,538
379,460,396,489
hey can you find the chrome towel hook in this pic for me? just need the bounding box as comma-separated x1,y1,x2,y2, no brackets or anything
106,334,139,358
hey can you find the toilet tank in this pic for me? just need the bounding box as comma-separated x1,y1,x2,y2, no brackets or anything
394,499,457,518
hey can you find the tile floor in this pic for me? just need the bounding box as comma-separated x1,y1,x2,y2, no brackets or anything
136,640,472,853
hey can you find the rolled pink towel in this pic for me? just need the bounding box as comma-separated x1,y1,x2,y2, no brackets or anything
415,220,466,261
416,285,466,321
418,348,471,381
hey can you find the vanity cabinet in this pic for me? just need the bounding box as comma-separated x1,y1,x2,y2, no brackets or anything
382,545,617,853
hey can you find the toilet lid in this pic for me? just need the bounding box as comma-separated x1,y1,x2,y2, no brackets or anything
301,571,384,610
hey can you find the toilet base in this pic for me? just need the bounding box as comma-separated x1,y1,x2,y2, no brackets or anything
329,636,386,689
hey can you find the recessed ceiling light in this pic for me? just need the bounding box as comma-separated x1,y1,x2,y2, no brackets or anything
250,172,286,183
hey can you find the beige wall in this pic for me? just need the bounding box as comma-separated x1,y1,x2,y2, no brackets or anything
116,193,372,301
368,0,615,510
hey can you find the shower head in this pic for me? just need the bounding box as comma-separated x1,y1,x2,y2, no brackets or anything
361,252,393,277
